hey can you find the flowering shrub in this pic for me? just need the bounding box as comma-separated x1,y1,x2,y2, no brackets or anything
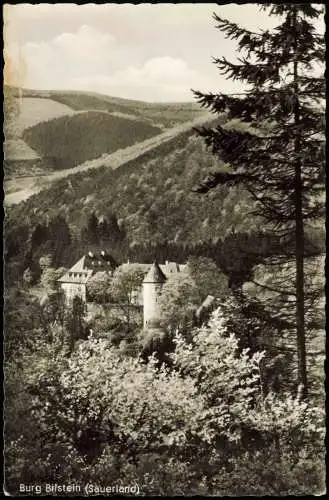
5,308,325,495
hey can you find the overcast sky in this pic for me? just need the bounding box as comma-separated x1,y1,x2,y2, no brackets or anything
4,3,324,102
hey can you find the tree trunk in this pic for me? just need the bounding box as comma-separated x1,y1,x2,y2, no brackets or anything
295,163,307,396
293,7,308,397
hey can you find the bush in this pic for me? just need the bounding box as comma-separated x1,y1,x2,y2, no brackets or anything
5,308,325,495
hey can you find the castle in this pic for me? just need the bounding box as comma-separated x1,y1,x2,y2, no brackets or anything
142,261,167,328
58,252,187,328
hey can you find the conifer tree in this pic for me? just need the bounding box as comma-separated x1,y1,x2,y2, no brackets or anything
193,4,325,396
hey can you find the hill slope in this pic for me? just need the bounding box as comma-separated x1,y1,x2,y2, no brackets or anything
8,97,77,135
5,113,212,205
22,111,162,171
9,129,258,247
9,87,204,129
49,92,206,129
5,87,204,181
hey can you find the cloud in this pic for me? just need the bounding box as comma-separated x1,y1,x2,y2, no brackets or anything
5,4,239,100
53,25,116,62
116,57,194,85
6,21,220,101
66,56,202,102
22,25,117,78
7,4,323,101
6,24,121,89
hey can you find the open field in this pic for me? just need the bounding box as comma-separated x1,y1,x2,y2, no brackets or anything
9,97,76,135
9,87,204,129
4,138,40,161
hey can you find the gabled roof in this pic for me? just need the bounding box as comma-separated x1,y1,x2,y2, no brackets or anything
57,268,93,284
57,256,92,284
143,262,167,284
57,250,117,285
68,256,86,272
84,251,117,270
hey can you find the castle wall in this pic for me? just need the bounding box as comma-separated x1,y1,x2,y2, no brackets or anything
61,282,86,303
143,282,162,328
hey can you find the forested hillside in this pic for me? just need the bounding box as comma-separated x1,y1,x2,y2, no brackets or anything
5,86,204,181
7,115,324,301
10,87,204,129
5,128,266,292
8,131,258,242
22,111,162,170
49,92,204,128
4,4,324,495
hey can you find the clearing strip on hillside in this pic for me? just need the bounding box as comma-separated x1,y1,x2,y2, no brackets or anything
5,113,212,205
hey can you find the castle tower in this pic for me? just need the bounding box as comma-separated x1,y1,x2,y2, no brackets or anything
143,261,166,329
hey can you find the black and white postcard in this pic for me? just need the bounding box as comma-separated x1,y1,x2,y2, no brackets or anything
3,3,326,496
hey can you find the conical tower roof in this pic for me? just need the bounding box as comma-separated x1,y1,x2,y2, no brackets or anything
143,261,166,284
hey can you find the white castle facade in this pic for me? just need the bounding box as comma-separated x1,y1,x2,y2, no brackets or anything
142,261,167,328
58,252,187,328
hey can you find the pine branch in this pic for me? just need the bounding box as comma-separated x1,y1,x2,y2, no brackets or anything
251,279,296,297
213,13,267,39
212,56,281,86
193,86,324,128
193,5,325,394
191,171,252,193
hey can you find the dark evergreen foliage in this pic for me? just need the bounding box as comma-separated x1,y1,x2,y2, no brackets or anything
192,4,325,395
22,111,162,170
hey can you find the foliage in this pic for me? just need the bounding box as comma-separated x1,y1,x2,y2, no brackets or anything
214,291,292,391
5,308,325,495
158,272,199,333
39,290,67,335
87,272,112,304
64,296,88,352
242,255,325,395
188,256,229,300
111,264,145,305
22,267,37,286
109,264,145,332
138,327,175,365
4,287,42,358
22,111,161,170
9,132,258,250
158,257,228,334
39,254,53,270
193,4,325,394
40,266,67,293
80,210,125,249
